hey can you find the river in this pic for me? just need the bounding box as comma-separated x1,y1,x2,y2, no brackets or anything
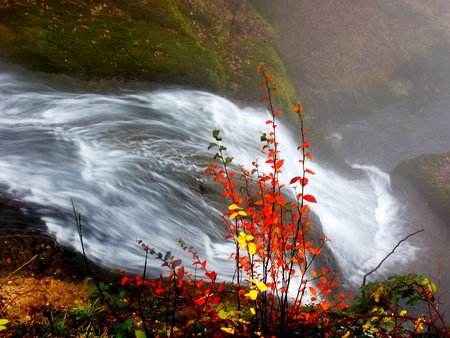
0,66,448,306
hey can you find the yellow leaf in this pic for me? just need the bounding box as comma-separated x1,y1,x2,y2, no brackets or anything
248,243,256,255
221,327,235,334
238,211,247,217
245,289,258,300
230,212,238,220
228,204,242,210
256,282,267,292
250,307,256,315
237,233,246,244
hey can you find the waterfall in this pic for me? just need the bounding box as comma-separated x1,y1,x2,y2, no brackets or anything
0,70,416,286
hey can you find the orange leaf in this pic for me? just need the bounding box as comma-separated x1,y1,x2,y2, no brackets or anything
305,168,315,175
309,286,317,296
305,152,313,160
275,159,284,170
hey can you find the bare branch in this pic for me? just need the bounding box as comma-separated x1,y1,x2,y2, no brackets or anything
362,229,424,288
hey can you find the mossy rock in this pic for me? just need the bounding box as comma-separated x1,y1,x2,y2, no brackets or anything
0,0,297,109
394,152,450,224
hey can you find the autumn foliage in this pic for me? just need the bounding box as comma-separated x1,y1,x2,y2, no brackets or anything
114,67,448,338
120,66,351,337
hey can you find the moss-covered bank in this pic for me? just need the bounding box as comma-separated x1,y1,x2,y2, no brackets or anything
393,152,450,225
0,0,297,116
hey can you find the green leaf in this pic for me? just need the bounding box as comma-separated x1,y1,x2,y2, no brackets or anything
208,142,218,150
218,309,228,319
118,290,127,299
212,129,222,141
225,157,233,164
406,296,419,306
164,251,172,262
135,330,147,338
121,317,134,330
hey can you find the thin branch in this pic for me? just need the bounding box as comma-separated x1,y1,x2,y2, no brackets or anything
362,229,424,288
0,254,38,289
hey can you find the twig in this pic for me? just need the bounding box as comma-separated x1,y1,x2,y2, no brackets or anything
71,199,122,323
0,254,38,289
362,229,424,288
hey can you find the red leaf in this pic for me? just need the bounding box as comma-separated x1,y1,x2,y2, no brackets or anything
177,266,185,280
299,178,308,187
205,271,217,282
303,194,317,203
290,177,308,186
305,152,313,160
259,96,268,103
217,281,226,292
266,120,273,125
305,168,315,175
275,159,284,170
290,176,301,185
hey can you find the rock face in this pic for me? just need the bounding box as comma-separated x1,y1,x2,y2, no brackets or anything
0,196,90,280
393,152,450,225
275,0,450,124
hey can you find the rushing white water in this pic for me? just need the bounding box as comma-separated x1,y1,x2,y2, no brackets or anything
0,70,416,286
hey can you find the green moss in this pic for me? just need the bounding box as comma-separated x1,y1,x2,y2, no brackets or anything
4,0,226,90
1,0,297,99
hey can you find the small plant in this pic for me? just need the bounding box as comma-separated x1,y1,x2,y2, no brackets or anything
0,318,9,331
203,64,349,336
